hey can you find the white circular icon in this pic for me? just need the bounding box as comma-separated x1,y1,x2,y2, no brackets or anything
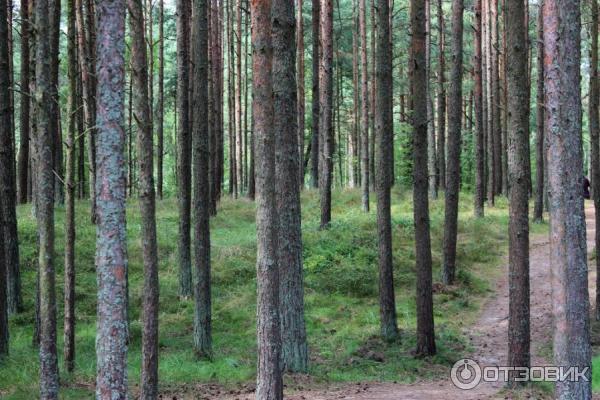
450,358,482,390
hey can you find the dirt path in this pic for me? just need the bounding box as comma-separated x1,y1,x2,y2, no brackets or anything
217,206,597,400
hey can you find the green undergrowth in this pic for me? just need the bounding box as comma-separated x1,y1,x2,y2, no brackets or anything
0,188,544,398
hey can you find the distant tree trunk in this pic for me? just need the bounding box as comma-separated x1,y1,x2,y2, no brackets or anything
491,0,502,196
0,0,11,357
128,0,160,394
485,0,495,206
359,0,369,211
177,0,193,298
506,0,530,382
236,0,243,193
17,0,30,205
473,0,484,217
442,0,464,286
436,0,445,193
252,0,283,395
369,0,376,185
591,0,600,322
375,0,399,343
319,0,333,228
63,0,77,373
50,0,63,206
157,0,165,199
191,0,212,359
410,0,437,357
544,0,592,396
95,2,128,397
426,0,437,199
310,0,320,188
297,0,306,188
34,0,59,395
272,0,308,373
533,1,544,222
351,8,359,188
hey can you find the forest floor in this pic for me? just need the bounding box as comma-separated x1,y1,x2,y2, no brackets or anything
1,189,590,399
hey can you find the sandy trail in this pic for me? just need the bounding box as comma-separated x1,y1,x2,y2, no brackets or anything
216,205,598,400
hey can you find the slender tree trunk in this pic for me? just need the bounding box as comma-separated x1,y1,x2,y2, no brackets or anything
543,0,592,396
506,0,531,382
49,0,63,206
157,0,164,199
191,0,212,359
533,1,544,222
319,0,333,228
474,0,484,216
177,0,193,298
436,0,445,194
63,0,77,373
310,0,320,188
411,0,437,356
359,0,369,211
128,0,160,395
492,0,502,195
426,0,437,199
485,0,495,206
17,0,30,205
95,2,128,397
236,0,243,193
442,0,464,286
591,0,600,322
297,0,306,188
252,0,283,395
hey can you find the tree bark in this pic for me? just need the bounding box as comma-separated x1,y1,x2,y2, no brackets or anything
157,0,165,199
411,0,436,355
533,1,544,222
310,0,320,188
17,0,30,205
474,0,485,216
359,0,369,211
252,0,283,395
50,0,63,206
436,0,445,194
319,0,333,228
426,0,437,199
297,0,306,188
591,0,600,322
506,0,531,382
177,0,193,298
442,0,464,286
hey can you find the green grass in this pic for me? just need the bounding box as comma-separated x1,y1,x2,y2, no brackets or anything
0,188,543,398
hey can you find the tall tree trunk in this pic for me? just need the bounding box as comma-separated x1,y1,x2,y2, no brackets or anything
252,0,283,395
411,0,436,355
436,0,445,194
297,0,305,187
128,0,160,395
485,0,495,206
506,0,530,382
63,0,77,372
17,0,30,205
375,0,399,343
492,0,502,195
591,0,600,322
50,0,63,206
543,0,592,396
319,0,333,228
35,0,59,395
442,0,464,286
310,0,320,188
426,0,437,199
95,1,128,397
0,0,11,357
533,1,544,222
236,0,243,193
474,0,484,216
273,0,308,373
192,0,212,359
157,0,164,199
359,0,369,211
177,0,193,298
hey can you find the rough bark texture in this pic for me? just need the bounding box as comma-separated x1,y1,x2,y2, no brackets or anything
442,0,463,286
17,0,30,205
591,0,600,322
436,0,445,194
64,0,77,372
0,0,11,357
426,0,437,199
491,0,502,196
297,0,306,187
157,0,165,199
411,0,436,356
128,0,161,395
192,0,212,359
177,0,193,298
252,0,283,395
95,0,128,397
375,0,399,343
533,1,545,222
49,0,63,206
310,0,320,188
506,0,531,381
273,0,309,373
319,0,333,228
359,0,369,211
473,0,485,217
34,0,59,394
1,0,20,317
544,0,592,396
